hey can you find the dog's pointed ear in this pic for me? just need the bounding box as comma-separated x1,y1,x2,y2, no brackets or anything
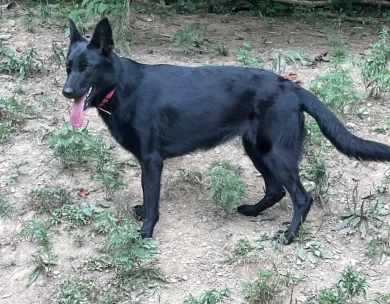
88,18,114,54
69,19,83,44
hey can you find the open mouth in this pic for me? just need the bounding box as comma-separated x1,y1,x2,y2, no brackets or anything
70,87,95,128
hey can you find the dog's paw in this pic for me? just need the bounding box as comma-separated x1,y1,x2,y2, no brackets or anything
138,227,153,239
134,205,146,221
237,204,260,217
273,229,293,245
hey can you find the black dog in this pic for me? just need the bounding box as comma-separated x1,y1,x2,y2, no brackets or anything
63,18,390,244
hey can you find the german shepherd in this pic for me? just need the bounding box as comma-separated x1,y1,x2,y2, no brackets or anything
63,18,390,244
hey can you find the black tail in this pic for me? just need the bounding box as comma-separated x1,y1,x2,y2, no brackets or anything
298,88,390,162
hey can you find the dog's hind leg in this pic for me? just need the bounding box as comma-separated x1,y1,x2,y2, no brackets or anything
237,136,286,217
262,148,313,244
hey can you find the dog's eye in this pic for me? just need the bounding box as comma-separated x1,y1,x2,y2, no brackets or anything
66,64,71,73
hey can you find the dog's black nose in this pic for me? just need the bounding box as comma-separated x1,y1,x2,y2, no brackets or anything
62,87,74,99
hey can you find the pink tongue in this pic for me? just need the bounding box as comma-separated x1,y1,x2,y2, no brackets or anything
70,95,86,128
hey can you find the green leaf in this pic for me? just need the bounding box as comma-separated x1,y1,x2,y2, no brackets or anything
380,252,388,265
308,252,317,264
28,267,40,286
97,2,107,14
297,247,306,261
99,200,113,208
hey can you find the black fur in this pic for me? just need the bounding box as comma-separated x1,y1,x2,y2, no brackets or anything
63,18,390,244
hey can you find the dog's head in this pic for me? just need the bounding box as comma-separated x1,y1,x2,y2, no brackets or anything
63,18,117,127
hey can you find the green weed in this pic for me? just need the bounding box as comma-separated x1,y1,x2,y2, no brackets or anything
242,270,283,304
236,43,263,68
296,241,333,265
50,200,102,230
0,95,35,143
56,277,99,304
334,187,388,238
0,196,12,218
92,212,162,278
0,44,45,79
208,161,247,214
366,222,390,264
271,48,308,74
327,34,347,59
360,29,390,97
184,285,231,304
171,25,205,54
309,68,362,118
21,219,58,285
49,42,66,68
29,186,71,213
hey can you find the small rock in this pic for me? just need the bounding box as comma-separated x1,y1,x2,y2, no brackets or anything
2,294,11,299
350,258,357,266
53,271,60,275
7,20,16,27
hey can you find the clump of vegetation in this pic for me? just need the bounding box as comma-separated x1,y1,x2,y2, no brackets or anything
236,43,264,68
0,95,35,143
304,266,368,303
271,48,308,74
171,25,205,54
56,277,100,304
334,186,388,238
297,240,333,265
29,186,71,213
360,29,390,98
21,219,57,285
208,161,247,214
184,285,231,304
242,270,284,304
50,200,102,230
0,196,13,218
0,45,45,79
49,42,66,68
49,122,127,199
366,222,390,264
309,68,362,118
89,212,162,278
327,34,347,59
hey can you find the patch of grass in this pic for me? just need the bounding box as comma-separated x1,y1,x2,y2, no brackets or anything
49,122,127,199
21,219,57,285
296,240,333,265
50,200,102,230
208,161,247,214
0,95,35,143
73,233,85,247
48,122,106,168
171,25,205,54
56,277,100,304
29,186,71,213
0,196,13,218
110,10,133,54
334,186,389,238
8,161,26,184
93,154,126,200
373,294,390,304
309,68,362,118
304,265,368,303
90,212,162,279
49,42,66,68
366,222,390,264
271,47,308,74
327,34,346,59
236,43,264,68
242,270,283,304
179,169,203,185
0,44,45,79
359,29,390,98
23,10,35,32
184,285,231,304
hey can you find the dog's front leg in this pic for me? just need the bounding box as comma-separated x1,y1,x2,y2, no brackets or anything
139,154,163,238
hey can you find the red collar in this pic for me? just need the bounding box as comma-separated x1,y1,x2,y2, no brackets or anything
97,89,115,115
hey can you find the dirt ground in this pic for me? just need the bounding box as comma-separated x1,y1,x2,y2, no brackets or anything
1,6,390,304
